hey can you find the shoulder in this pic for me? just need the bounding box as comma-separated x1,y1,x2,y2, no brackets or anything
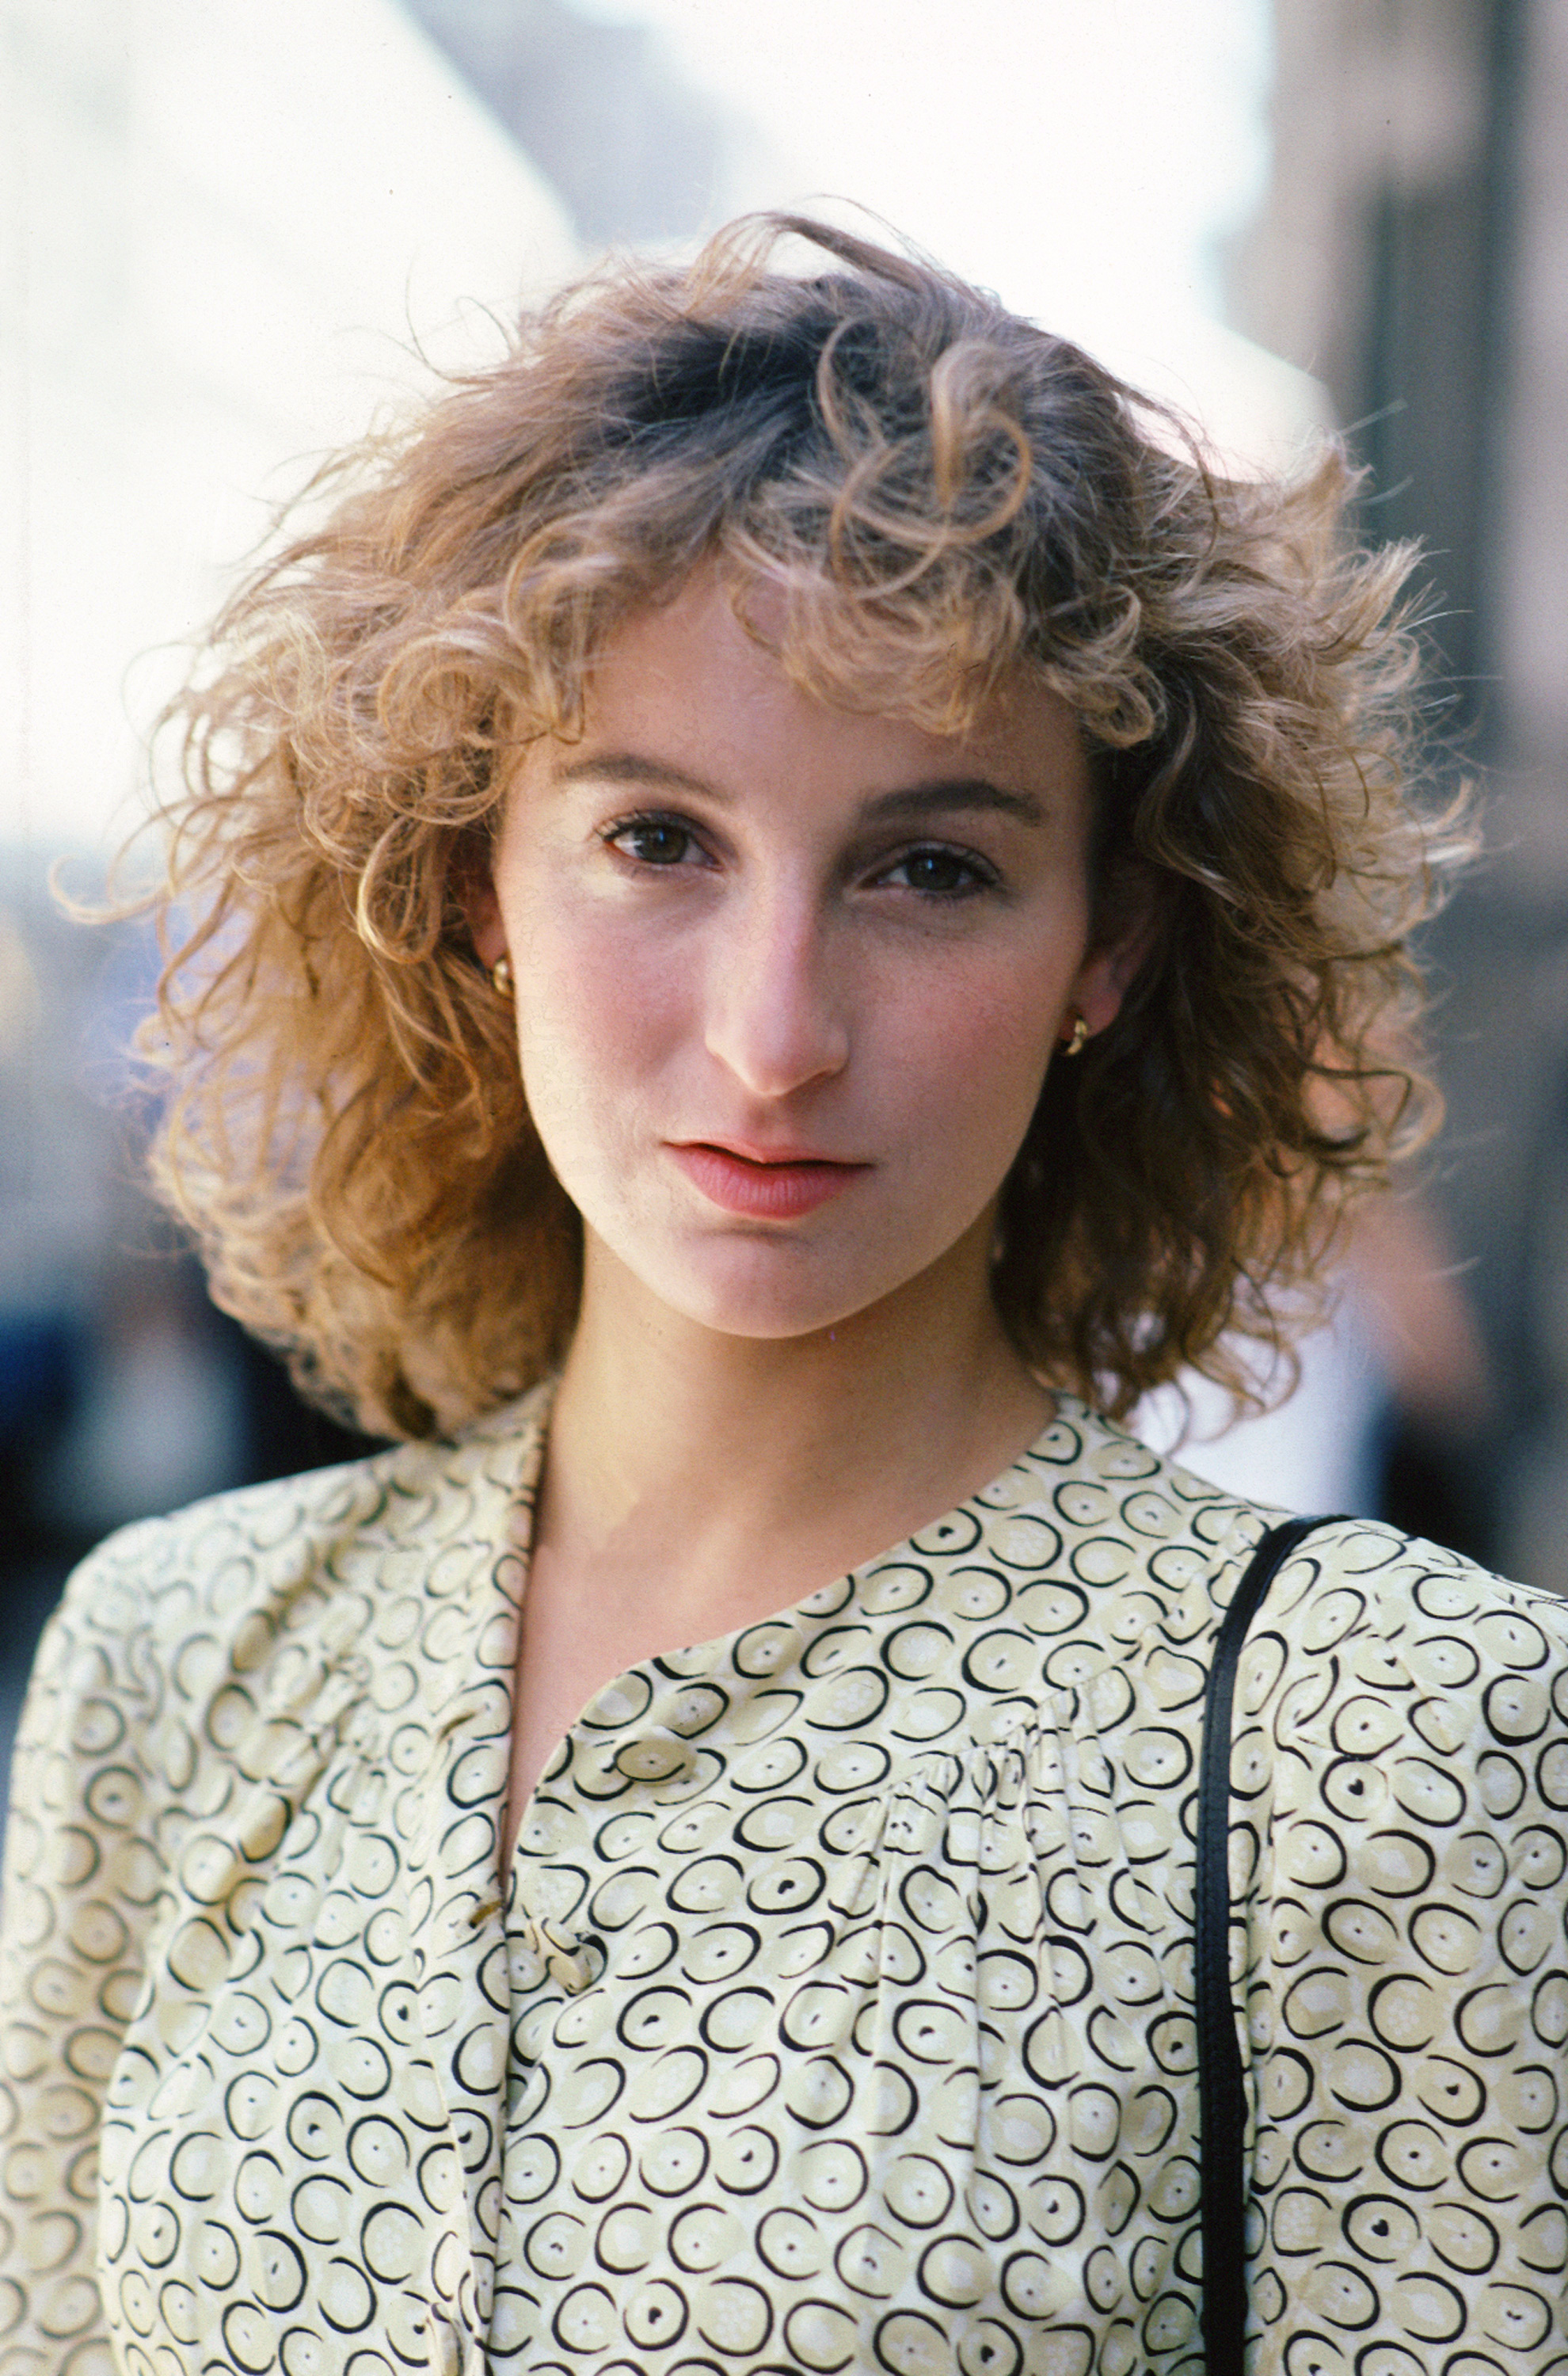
1192,1487,1568,1742
1063,1402,1551,1651
27,1384,549,1731
1222,1514,1568,1864
1243,1509,1567,1677
1047,1403,1563,1729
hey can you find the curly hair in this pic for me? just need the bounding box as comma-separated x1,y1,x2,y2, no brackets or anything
135,213,1468,1440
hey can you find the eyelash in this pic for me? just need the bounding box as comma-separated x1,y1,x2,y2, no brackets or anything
601,811,1000,902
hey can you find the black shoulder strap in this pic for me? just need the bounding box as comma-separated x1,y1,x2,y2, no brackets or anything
1196,1514,1342,2376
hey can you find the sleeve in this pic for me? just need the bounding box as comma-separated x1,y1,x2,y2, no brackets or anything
0,1529,168,2376
1241,1527,1568,2374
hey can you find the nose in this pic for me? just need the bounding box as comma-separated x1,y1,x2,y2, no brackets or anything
703,888,850,1096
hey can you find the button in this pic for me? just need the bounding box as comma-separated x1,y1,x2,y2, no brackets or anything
514,1912,603,1997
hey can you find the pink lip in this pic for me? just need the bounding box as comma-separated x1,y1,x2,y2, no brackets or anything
667,1140,870,1218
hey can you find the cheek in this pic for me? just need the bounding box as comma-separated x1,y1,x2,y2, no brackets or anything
513,910,676,1120
886,958,1060,1137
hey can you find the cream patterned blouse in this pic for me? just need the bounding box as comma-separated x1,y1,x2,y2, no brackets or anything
3,1384,1567,2375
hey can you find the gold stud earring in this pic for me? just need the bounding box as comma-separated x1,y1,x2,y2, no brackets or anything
490,954,514,999
1063,1014,1090,1057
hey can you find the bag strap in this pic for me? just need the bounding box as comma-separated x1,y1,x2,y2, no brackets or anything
1196,1514,1343,2375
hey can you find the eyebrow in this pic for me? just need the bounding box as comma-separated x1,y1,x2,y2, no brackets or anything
552,752,1048,828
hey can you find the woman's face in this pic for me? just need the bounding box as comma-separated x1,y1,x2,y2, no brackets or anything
472,569,1139,1346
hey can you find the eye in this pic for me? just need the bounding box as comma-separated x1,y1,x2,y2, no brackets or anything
877,844,995,900
605,813,705,868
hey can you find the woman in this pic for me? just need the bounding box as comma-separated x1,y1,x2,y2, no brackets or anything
3,216,1561,2376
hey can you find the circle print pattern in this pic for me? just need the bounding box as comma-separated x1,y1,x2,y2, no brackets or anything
3,1386,1568,2372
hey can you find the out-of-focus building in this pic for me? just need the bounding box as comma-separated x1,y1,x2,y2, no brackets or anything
1229,0,1568,1586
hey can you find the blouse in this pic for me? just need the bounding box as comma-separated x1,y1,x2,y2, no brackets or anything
2,1382,1566,2375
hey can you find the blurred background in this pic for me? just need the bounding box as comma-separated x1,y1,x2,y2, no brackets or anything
3,0,1565,1790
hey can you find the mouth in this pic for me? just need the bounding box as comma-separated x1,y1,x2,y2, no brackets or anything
666,1140,871,1219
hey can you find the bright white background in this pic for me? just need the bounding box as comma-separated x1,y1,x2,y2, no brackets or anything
1,0,575,852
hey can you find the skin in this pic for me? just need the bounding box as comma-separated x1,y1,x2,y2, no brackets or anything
467,569,1146,1851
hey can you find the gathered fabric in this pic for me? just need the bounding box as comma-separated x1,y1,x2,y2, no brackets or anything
4,1384,1566,2374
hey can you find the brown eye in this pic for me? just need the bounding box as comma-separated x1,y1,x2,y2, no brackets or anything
884,847,992,899
612,817,695,866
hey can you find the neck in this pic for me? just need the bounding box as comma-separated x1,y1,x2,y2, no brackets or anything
539,1219,1054,1617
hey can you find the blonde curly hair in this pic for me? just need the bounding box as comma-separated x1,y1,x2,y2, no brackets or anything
137,214,1467,1440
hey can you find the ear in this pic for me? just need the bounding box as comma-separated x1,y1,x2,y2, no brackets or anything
452,834,508,969
1067,897,1158,1038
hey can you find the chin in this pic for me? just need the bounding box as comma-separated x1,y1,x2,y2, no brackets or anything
635,1231,937,1346
660,1272,871,1344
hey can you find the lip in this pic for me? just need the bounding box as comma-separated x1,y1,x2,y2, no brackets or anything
666,1140,871,1218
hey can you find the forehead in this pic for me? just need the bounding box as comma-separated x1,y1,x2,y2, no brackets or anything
554,570,1090,809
